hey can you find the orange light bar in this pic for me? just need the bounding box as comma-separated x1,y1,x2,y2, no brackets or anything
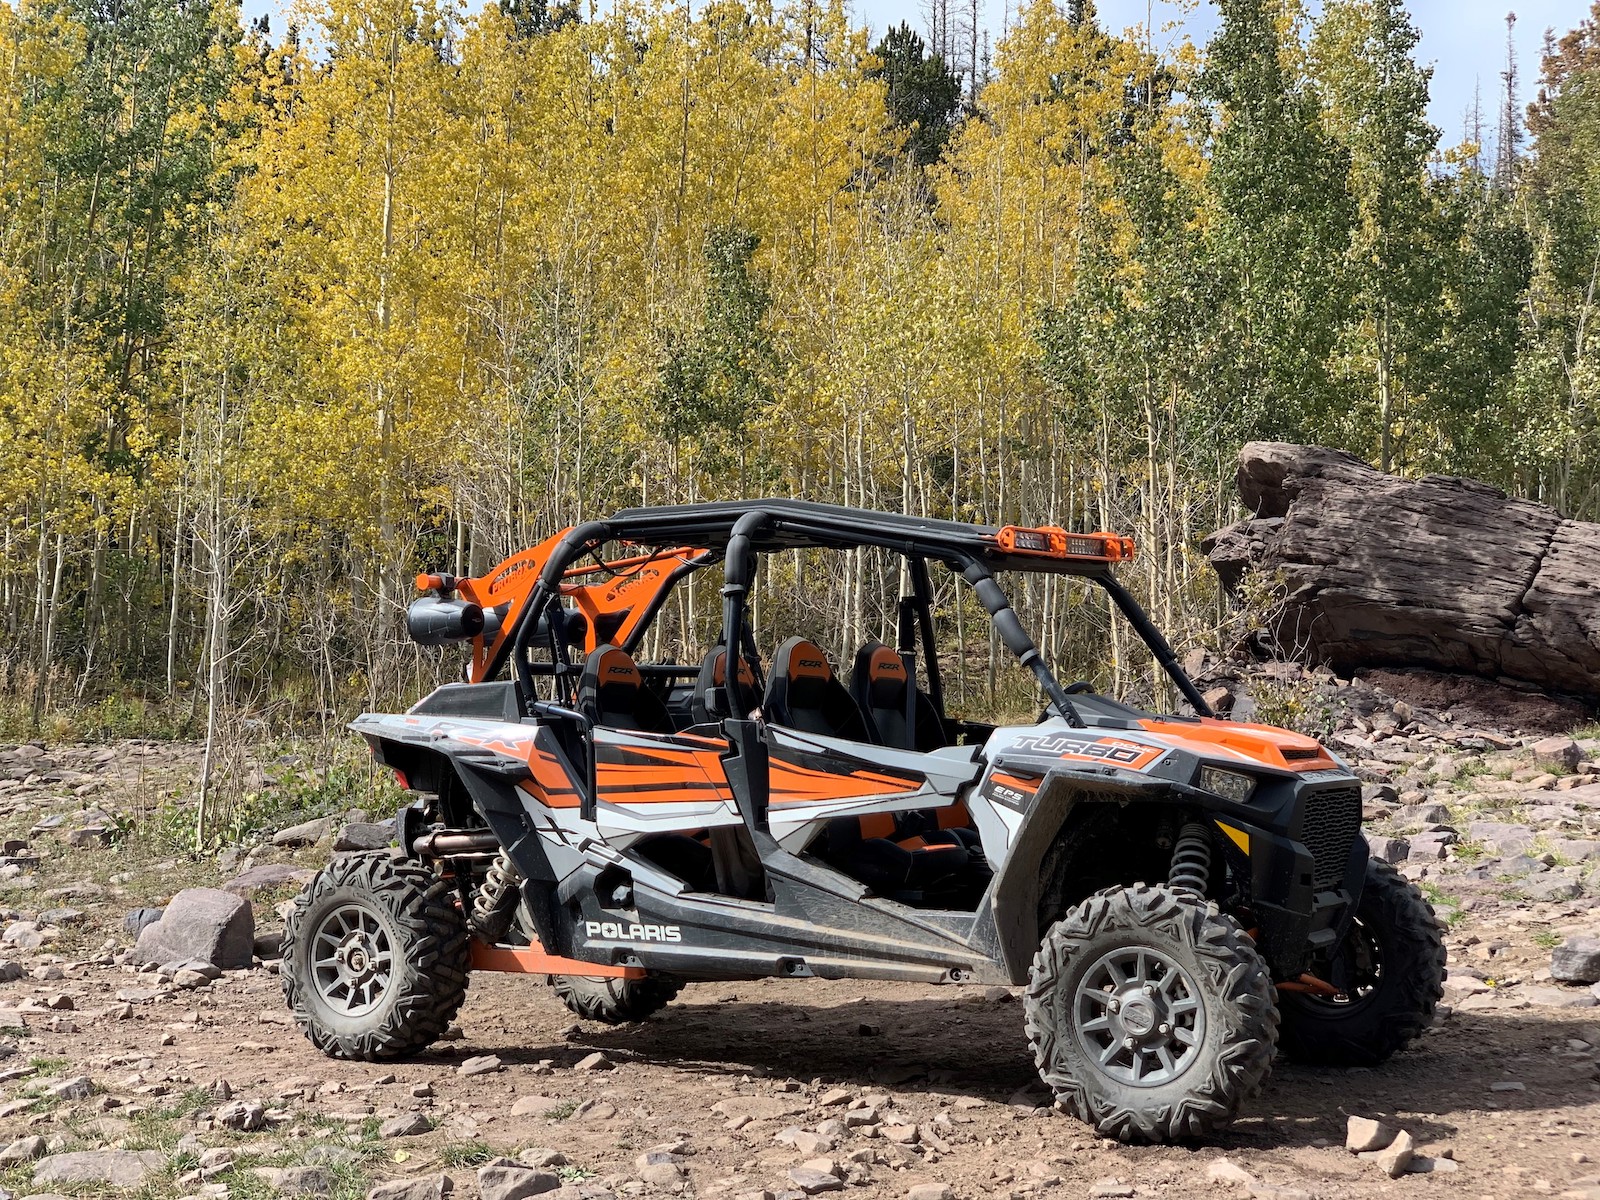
994,526,1136,563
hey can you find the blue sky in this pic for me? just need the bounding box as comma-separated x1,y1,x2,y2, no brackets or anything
239,0,1594,149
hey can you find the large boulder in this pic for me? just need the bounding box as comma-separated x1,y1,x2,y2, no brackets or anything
1205,442,1600,701
133,887,254,970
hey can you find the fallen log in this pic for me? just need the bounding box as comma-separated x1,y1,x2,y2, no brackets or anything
1204,442,1600,701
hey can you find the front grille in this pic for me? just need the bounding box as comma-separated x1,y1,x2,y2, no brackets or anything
1299,785,1363,891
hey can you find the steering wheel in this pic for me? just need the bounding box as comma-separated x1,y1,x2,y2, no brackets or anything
1063,681,1095,694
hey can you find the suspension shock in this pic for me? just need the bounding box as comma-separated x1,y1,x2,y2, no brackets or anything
470,852,523,942
1168,821,1213,897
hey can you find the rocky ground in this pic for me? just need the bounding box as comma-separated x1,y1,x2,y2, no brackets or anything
0,669,1598,1200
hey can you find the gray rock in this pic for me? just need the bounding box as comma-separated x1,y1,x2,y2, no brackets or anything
301,1146,361,1167
122,908,164,937
379,1112,431,1139
255,1166,335,1195
1363,834,1409,864
254,930,285,959
1393,802,1452,827
477,1163,559,1200
273,816,335,846
1552,937,1600,984
635,1149,685,1185
133,888,254,970
334,823,394,853
1523,985,1597,1008
1346,1115,1396,1153
224,864,315,897
1372,1130,1415,1178
1408,833,1454,861
509,1095,562,1118
0,1136,47,1165
34,1150,166,1188
1206,443,1600,700
906,1187,953,1200
787,1168,843,1195
1532,737,1583,773
368,1177,449,1200
2,921,48,949
1555,839,1600,863
1523,873,1584,903
45,1077,92,1101
215,1099,266,1131
1469,821,1537,856
458,1055,502,1077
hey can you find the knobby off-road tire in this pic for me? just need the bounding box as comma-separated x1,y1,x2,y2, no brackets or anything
1025,883,1279,1142
1276,858,1446,1067
282,851,471,1060
551,974,683,1024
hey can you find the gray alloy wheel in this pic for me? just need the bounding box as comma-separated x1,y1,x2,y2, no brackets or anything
309,903,395,1018
1073,945,1207,1087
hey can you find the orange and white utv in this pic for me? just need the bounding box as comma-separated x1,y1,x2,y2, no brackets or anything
281,500,1444,1142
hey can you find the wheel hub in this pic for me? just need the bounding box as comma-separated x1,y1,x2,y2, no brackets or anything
1073,946,1206,1087
310,903,394,1018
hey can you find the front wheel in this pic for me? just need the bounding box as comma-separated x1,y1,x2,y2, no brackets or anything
282,852,471,1059
1276,858,1446,1067
1024,883,1279,1143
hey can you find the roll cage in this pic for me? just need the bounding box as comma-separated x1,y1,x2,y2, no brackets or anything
416,500,1214,729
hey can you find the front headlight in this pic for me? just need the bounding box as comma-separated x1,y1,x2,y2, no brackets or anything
1198,765,1256,803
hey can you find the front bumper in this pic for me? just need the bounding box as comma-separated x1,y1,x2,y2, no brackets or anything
1215,810,1367,980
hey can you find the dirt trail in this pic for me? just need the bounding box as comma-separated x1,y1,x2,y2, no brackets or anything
0,710,1597,1200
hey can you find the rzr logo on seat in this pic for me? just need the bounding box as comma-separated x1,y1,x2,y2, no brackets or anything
606,665,636,676
799,658,826,670
584,920,682,943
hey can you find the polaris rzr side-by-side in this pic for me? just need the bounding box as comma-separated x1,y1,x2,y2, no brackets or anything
281,500,1445,1142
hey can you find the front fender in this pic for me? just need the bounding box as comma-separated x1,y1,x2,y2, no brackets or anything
970,766,1196,983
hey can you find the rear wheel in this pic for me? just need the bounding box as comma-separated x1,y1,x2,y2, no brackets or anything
1276,858,1445,1067
283,852,471,1059
551,974,682,1024
1025,883,1279,1142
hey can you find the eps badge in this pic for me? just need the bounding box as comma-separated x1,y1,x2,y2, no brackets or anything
585,919,683,943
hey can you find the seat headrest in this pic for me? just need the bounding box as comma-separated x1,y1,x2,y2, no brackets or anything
593,646,641,688
709,648,756,688
579,643,673,733
778,639,835,683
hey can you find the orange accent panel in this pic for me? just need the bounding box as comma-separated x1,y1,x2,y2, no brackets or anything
990,772,1042,793
868,647,906,680
597,647,641,684
768,758,923,803
936,802,974,829
783,641,835,681
858,812,897,839
1136,719,1338,772
470,939,645,979
711,651,756,687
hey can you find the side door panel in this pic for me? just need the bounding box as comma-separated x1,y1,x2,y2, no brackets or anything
764,726,983,852
591,728,743,845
